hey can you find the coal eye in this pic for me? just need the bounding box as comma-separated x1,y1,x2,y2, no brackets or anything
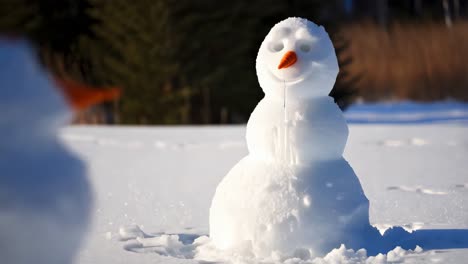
270,42,284,52
300,43,311,52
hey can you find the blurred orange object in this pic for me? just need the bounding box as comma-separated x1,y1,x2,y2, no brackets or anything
278,51,297,69
54,78,121,111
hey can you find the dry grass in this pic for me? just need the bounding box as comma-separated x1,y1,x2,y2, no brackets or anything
341,21,468,102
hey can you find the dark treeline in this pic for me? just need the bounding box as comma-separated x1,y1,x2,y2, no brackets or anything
1,0,467,124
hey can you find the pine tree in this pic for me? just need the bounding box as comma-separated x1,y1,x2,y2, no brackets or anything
0,0,96,85
167,0,284,123
1,0,358,123
171,0,357,122
0,1,37,35
80,0,191,124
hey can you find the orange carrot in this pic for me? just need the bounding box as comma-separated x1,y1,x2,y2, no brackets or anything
278,51,298,69
54,78,121,111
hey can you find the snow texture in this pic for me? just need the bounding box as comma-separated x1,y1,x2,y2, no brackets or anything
345,101,468,124
63,123,468,264
0,40,92,264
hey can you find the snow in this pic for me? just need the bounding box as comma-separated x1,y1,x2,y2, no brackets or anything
345,101,468,124
246,96,348,163
256,17,338,102
64,121,468,263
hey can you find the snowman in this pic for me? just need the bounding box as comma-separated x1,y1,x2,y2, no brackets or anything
209,17,383,258
0,39,119,264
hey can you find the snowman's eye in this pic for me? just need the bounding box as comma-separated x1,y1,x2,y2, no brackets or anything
300,43,311,52
270,42,284,52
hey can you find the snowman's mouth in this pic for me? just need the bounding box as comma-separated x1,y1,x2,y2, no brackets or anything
266,67,308,85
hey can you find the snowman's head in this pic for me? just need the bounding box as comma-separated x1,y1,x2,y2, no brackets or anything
0,39,120,142
256,17,339,101
0,40,71,138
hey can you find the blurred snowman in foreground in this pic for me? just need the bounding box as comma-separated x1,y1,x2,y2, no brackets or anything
209,17,385,258
0,39,119,264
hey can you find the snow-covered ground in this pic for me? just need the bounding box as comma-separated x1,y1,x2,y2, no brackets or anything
64,113,468,263
345,100,468,124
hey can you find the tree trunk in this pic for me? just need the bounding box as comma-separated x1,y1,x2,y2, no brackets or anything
202,86,211,124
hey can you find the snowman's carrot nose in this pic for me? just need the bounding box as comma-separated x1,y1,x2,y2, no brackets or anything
278,51,297,69
54,78,121,111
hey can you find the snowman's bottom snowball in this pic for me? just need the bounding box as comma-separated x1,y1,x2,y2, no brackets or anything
209,155,385,258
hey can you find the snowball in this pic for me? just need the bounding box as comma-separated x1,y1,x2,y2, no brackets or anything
246,96,348,163
256,17,339,101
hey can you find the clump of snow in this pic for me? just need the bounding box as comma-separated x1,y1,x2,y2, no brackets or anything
134,235,189,258
119,224,148,240
374,222,425,235
118,225,425,264
313,245,423,264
